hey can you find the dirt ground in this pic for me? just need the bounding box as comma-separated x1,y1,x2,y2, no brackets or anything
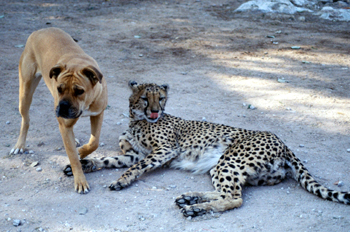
1,0,350,231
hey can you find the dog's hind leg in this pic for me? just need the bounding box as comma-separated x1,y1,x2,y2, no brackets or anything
10,53,41,155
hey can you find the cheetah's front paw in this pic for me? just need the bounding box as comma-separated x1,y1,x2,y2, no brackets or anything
109,180,129,191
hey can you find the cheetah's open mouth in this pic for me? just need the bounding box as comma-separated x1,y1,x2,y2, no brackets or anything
150,112,159,119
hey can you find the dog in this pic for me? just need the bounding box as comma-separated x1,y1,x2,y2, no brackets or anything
10,27,108,193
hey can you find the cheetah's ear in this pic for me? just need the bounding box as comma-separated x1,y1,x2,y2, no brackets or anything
161,84,169,92
128,81,139,91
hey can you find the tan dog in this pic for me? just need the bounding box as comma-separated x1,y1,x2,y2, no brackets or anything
10,27,108,193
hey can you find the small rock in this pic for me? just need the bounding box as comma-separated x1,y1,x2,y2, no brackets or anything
299,144,305,148
248,105,256,110
36,167,42,172
180,72,188,75
347,149,350,153
37,141,45,147
13,219,21,227
139,215,145,221
15,44,24,48
266,35,275,38
291,46,301,49
272,41,279,45
139,54,143,57
30,161,39,167
277,78,289,83
298,16,306,21
334,181,344,187
169,185,177,188
78,207,88,215
55,146,62,151
202,117,207,121
29,150,34,154
6,121,10,124
116,122,122,125
134,35,141,39
99,142,105,147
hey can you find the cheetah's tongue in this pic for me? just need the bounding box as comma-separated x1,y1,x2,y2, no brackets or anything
150,113,158,119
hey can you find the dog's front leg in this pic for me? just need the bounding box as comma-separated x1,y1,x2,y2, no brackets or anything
58,118,89,193
78,111,104,159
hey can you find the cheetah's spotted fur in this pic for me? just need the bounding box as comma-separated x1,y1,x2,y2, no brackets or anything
64,81,350,217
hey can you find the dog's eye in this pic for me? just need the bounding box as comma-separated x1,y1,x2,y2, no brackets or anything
57,86,63,94
75,88,85,96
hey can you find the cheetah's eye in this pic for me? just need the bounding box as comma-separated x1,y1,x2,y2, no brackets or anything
141,96,148,101
159,97,165,101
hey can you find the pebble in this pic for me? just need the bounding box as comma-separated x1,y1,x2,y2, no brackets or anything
347,149,350,153
78,207,88,215
202,117,207,121
55,146,62,151
248,105,256,110
99,142,105,147
13,219,21,227
6,121,10,124
291,46,301,49
139,215,145,221
37,141,45,147
36,167,42,172
29,150,34,154
299,144,305,148
298,16,305,21
30,161,39,167
169,185,177,188
139,54,143,57
337,181,344,187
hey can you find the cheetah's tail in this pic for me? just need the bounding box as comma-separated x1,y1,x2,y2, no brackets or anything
286,148,350,205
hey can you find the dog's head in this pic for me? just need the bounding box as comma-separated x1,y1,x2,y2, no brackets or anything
49,63,103,119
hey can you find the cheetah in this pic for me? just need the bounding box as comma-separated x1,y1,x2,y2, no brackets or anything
64,81,350,217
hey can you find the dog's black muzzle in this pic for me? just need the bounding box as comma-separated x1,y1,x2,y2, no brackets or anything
56,100,81,119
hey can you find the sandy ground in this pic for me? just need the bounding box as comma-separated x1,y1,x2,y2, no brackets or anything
1,1,350,231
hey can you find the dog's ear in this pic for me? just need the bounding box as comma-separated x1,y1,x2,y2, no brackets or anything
82,66,103,86
128,80,139,91
49,64,65,80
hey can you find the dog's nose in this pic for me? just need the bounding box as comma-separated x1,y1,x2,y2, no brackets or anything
56,101,71,118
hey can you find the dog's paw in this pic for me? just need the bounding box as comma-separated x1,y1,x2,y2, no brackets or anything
63,165,73,176
9,147,24,155
74,177,90,194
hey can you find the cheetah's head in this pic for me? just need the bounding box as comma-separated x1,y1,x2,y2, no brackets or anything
128,81,169,123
